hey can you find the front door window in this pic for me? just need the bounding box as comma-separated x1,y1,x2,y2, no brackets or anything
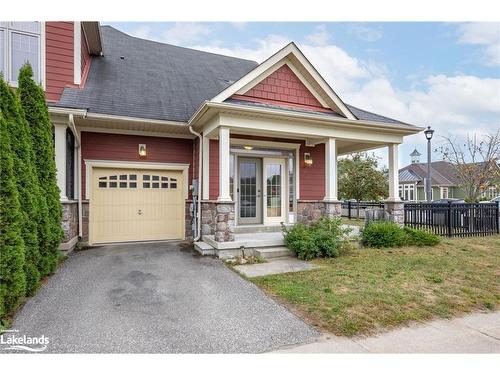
263,158,286,224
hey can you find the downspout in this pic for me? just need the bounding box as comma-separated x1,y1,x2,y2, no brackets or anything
188,125,202,241
69,114,83,238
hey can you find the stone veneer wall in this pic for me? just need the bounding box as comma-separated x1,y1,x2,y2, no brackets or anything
61,201,79,250
383,201,405,226
296,200,342,225
201,201,235,242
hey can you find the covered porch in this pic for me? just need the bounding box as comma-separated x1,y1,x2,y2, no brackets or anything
192,101,412,254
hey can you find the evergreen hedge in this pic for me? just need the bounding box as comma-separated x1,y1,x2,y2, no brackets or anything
0,111,26,324
0,78,41,294
17,65,63,276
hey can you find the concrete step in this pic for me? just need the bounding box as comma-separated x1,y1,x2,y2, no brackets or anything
254,246,293,259
194,241,215,256
234,224,291,234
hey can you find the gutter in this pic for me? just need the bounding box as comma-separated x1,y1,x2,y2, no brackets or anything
188,125,203,242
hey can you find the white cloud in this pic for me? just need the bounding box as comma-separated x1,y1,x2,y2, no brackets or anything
457,22,500,66
161,23,212,45
348,24,383,42
305,24,330,46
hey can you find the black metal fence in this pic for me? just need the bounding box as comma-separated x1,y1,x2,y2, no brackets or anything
342,201,384,220
404,202,499,237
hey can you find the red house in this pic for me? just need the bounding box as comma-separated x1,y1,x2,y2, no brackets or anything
0,22,422,257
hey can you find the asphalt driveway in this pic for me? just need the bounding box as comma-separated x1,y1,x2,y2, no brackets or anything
8,242,317,353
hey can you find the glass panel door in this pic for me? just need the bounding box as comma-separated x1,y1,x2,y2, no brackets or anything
237,158,262,224
263,158,286,224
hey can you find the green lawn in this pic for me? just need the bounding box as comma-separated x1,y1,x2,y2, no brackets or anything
340,217,365,227
252,236,500,337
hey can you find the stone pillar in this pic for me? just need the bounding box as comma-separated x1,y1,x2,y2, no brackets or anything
60,201,79,251
200,201,235,242
54,122,68,201
383,201,405,226
324,201,342,218
218,127,232,202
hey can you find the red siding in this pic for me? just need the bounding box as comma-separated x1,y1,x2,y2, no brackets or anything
45,22,74,102
209,140,219,200
236,64,330,110
81,132,194,198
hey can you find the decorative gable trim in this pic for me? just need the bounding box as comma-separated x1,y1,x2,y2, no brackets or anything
210,42,356,120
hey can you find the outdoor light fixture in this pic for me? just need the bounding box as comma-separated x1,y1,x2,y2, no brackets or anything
138,144,147,157
304,152,313,166
243,145,254,150
424,126,434,141
424,126,434,202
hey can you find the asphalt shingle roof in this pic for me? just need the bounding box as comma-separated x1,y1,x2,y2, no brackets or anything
399,161,460,186
55,25,416,127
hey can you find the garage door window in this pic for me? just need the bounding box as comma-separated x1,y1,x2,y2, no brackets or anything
98,174,141,189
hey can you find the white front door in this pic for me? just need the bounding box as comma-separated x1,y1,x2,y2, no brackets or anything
263,158,286,225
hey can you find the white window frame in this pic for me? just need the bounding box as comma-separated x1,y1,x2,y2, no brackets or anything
440,187,449,199
0,22,45,88
401,184,415,201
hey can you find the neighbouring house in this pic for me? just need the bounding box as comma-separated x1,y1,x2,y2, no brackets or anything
1,21,422,256
398,149,499,201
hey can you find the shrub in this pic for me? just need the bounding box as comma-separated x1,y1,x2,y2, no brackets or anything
0,112,26,322
361,221,407,248
283,217,351,260
0,77,41,295
403,227,441,247
17,64,63,276
362,221,441,248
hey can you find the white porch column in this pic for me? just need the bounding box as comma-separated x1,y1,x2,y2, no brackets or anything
54,122,68,201
388,143,401,201
324,137,338,201
202,134,210,200
217,127,232,202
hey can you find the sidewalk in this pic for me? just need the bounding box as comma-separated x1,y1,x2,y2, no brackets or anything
274,311,500,353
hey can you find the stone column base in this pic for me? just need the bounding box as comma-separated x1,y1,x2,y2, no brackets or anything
201,200,235,242
383,200,405,226
297,200,342,225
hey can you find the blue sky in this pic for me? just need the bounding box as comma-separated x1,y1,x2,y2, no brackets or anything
108,22,500,167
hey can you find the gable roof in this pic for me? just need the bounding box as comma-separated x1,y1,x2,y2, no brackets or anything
54,25,418,128
399,161,460,186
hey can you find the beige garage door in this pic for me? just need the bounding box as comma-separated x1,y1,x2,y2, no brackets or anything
91,168,184,244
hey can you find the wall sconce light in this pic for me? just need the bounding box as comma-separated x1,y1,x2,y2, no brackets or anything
243,145,254,150
138,144,147,157
304,152,313,166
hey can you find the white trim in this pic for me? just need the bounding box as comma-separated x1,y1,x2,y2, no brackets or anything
77,126,194,140
202,135,210,200
388,144,401,202
73,21,81,85
84,112,186,127
40,22,46,90
210,43,355,119
217,127,232,202
324,137,338,201
54,122,68,201
84,160,190,201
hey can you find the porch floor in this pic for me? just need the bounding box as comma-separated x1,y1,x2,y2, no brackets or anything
203,231,285,250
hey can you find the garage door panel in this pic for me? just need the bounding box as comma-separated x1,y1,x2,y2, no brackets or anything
91,168,184,244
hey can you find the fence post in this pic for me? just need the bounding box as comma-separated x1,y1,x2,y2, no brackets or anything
447,201,452,237
348,201,351,220
497,201,500,235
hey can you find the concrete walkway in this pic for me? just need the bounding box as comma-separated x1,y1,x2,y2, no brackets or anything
234,257,319,277
274,311,500,353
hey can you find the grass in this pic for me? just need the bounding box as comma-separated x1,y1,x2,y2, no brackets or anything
252,235,500,337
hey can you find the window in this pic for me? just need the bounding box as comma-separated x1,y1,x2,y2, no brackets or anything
440,187,449,199
401,184,415,201
0,22,41,84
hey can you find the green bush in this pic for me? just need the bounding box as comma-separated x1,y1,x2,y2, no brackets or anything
0,77,41,295
18,64,63,276
362,221,441,248
283,217,351,260
403,227,441,247
0,112,26,322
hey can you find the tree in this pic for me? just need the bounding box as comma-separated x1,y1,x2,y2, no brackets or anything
438,131,500,202
17,64,63,275
338,153,388,218
0,111,26,323
0,77,42,294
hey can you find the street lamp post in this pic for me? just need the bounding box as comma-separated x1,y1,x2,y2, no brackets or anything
424,126,434,202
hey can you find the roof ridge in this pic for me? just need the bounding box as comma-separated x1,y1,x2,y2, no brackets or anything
101,25,259,65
